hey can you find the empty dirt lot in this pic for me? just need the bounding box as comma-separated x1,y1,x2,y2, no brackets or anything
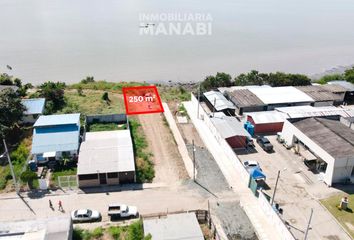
138,113,188,184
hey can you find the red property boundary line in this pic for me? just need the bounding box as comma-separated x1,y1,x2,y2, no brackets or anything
122,85,164,115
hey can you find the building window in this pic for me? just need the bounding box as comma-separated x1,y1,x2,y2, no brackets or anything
78,174,98,180
107,172,118,178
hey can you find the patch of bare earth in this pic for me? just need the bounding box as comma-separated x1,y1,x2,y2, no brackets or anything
138,113,188,184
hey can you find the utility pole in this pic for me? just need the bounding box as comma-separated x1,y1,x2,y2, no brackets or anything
304,208,314,240
271,170,280,206
192,140,196,182
2,139,19,195
197,83,201,119
212,97,216,118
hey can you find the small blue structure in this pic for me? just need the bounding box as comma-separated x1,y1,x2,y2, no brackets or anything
31,113,81,163
21,98,46,124
250,167,266,180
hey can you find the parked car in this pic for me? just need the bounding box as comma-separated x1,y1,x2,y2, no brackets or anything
243,160,262,172
108,204,138,219
71,209,101,222
256,136,274,152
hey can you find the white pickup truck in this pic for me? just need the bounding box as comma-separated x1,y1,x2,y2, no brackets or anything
108,204,139,219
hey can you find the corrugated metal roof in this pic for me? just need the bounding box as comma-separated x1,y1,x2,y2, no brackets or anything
321,84,349,93
328,81,354,91
249,86,314,104
226,89,265,107
31,125,80,154
203,91,235,111
21,98,45,115
77,130,135,175
210,112,251,138
275,106,350,118
34,113,80,127
246,111,287,124
295,86,342,102
293,118,354,159
143,213,204,240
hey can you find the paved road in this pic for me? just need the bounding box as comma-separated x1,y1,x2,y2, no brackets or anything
0,185,207,223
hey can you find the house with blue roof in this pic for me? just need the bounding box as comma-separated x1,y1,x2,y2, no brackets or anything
21,98,46,124
31,113,81,163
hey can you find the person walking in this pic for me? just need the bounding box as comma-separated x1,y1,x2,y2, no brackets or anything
49,199,53,210
58,200,63,211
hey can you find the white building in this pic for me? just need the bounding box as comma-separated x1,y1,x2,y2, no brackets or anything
282,118,354,186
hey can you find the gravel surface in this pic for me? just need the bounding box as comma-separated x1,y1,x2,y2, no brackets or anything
211,200,258,240
186,144,230,195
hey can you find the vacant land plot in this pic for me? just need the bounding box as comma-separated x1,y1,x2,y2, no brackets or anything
321,194,354,238
64,89,125,115
138,113,188,184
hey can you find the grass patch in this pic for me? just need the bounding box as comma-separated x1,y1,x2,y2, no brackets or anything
61,90,125,115
129,119,154,183
0,139,30,191
68,81,147,93
158,85,191,102
320,194,354,238
88,123,127,132
51,167,77,187
73,220,151,240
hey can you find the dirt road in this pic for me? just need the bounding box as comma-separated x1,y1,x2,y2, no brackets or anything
138,113,188,184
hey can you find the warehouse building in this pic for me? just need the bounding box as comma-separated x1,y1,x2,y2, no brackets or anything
77,130,135,187
210,112,251,148
245,106,352,134
282,118,354,186
224,89,266,115
21,98,46,124
328,81,354,104
203,90,236,115
31,113,81,163
295,85,344,106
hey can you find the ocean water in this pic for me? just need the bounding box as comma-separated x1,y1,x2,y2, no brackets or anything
1,0,354,84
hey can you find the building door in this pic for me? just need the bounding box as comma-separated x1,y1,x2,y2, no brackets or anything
99,173,107,185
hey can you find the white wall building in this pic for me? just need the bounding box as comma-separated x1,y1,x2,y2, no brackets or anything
282,118,354,186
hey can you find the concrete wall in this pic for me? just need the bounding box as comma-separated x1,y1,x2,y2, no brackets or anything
332,157,354,183
191,94,250,185
282,120,335,186
313,101,333,107
258,191,296,240
86,114,127,124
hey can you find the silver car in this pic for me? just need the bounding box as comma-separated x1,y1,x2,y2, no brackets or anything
71,209,101,222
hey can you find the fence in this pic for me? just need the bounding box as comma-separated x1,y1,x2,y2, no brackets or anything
86,113,128,124
58,175,77,189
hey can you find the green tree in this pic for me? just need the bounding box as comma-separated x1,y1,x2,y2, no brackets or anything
201,72,232,91
344,67,354,83
317,74,344,84
0,73,13,85
235,70,267,86
0,89,25,138
77,86,84,96
80,76,95,84
20,170,37,189
128,220,144,240
39,81,66,114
